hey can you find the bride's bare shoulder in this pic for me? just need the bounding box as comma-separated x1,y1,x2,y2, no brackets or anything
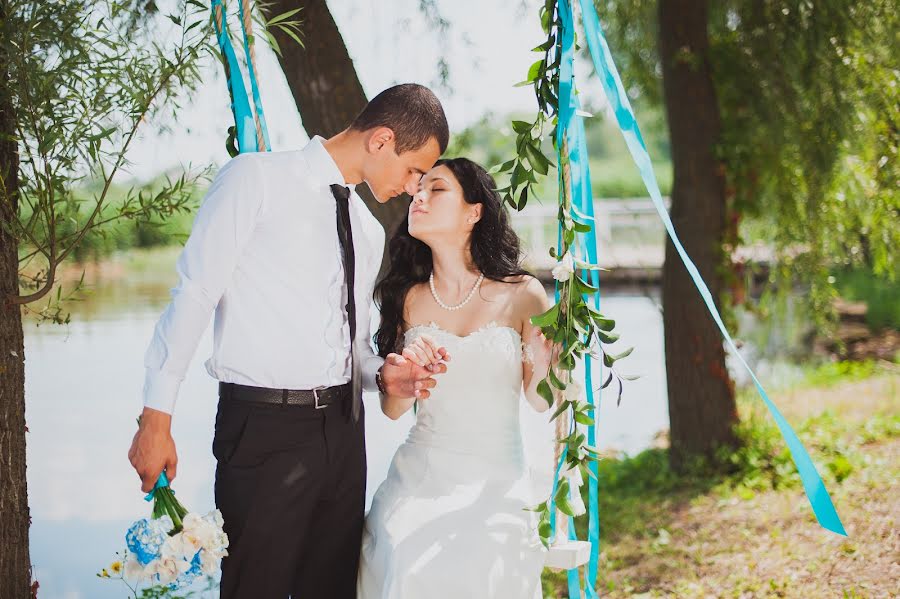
500,275,549,317
402,281,430,319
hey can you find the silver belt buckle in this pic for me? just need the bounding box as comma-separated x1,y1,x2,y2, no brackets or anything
313,387,328,409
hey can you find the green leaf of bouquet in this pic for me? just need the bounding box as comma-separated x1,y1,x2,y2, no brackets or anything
517,185,529,210
510,162,527,187
554,478,570,503
551,399,570,420
557,496,576,517
527,59,543,82
530,303,559,327
537,379,554,407
548,367,566,390
512,120,533,134
574,411,595,426
574,275,598,294
525,143,550,175
573,220,592,234
600,371,614,389
596,329,620,344
610,347,634,361
575,259,608,272
488,159,516,174
589,310,616,331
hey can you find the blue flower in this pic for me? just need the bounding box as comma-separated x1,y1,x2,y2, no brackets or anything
169,551,203,590
125,516,172,566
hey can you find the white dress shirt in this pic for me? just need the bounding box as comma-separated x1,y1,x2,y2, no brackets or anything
142,137,386,415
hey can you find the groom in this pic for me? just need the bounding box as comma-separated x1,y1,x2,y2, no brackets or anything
128,83,450,597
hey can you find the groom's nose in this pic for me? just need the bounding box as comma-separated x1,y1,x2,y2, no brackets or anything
403,175,419,196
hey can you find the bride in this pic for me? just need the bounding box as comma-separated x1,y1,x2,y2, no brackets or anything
358,157,555,598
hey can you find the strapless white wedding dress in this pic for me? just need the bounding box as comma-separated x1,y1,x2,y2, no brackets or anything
358,322,546,598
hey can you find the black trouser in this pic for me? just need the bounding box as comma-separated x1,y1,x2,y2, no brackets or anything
213,387,366,598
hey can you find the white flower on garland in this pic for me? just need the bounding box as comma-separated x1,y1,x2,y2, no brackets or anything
564,379,583,403
551,252,575,281
563,465,587,517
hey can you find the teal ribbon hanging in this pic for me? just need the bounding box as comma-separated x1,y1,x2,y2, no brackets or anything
236,0,271,151
550,2,602,597
574,0,846,537
211,0,259,154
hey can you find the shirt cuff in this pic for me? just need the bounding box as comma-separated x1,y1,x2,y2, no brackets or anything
142,369,183,415
361,354,385,393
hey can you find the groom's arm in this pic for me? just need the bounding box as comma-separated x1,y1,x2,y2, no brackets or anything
142,155,265,414
130,155,264,492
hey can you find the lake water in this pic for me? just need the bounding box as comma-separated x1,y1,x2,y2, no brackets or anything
24,248,672,598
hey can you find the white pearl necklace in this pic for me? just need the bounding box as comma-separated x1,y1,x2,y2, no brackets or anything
429,272,484,311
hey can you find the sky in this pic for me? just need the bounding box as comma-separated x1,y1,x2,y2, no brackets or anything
124,0,595,181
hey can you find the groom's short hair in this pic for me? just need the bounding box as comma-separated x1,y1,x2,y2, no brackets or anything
349,84,449,155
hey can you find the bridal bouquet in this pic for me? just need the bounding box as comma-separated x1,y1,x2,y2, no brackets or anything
99,471,229,593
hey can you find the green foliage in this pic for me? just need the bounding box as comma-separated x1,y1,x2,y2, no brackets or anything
1,0,212,322
595,0,899,333
447,110,673,200
801,359,878,388
832,267,900,330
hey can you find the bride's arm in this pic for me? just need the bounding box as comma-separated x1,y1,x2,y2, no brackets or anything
380,334,447,420
519,277,557,413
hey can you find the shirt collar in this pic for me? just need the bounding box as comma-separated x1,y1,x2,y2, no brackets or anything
303,135,356,192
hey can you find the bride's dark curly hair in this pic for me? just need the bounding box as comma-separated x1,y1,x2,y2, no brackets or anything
373,157,531,358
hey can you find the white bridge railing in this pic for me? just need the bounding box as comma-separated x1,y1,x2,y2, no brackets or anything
509,197,670,270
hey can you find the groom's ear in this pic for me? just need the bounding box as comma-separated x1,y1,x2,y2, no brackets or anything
367,127,397,153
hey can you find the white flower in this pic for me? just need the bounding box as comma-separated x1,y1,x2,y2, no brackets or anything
180,513,219,552
564,379,583,403
163,532,203,561
124,556,149,581
563,465,586,517
154,555,191,585
204,509,225,529
199,550,221,576
181,512,204,531
551,252,575,281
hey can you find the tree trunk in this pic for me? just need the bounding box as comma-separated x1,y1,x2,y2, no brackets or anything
658,0,738,469
0,0,31,593
267,0,410,251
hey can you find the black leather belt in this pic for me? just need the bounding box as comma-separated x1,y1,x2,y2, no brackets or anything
219,381,351,409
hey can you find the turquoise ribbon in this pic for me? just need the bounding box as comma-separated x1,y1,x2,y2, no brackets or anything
550,3,602,597
144,471,170,502
576,0,846,537
573,115,602,599
237,0,271,151
211,0,258,154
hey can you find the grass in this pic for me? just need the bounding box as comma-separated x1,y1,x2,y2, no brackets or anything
542,360,899,598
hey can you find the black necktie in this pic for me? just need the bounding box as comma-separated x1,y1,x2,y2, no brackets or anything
330,184,361,421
